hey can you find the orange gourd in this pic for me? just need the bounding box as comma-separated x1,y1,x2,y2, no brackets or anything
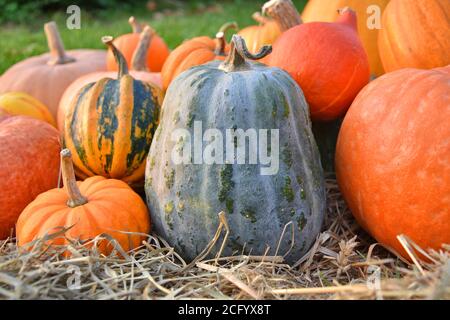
378,0,450,73
0,22,106,118
336,66,450,258
17,149,151,254
106,16,169,73
0,116,61,239
161,22,238,91
0,92,56,127
266,0,370,121
301,0,390,77
57,26,162,132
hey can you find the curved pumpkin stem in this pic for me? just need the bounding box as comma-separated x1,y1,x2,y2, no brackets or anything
252,12,271,25
128,16,145,33
262,0,302,32
337,7,358,31
60,149,88,208
215,22,238,56
219,35,272,72
131,26,155,72
102,36,129,78
44,22,76,65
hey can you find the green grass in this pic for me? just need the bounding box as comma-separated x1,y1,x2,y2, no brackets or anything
0,0,307,74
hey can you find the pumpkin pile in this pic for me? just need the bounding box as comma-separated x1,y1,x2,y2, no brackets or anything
0,0,449,263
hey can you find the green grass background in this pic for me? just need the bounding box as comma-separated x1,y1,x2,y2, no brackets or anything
0,0,307,74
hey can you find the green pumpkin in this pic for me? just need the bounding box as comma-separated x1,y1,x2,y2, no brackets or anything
145,35,325,263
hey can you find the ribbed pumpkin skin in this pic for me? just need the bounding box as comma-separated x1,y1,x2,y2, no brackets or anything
0,116,61,239
17,176,150,254
302,0,389,77
161,37,227,91
0,92,56,127
378,0,450,73
336,66,450,257
145,61,326,263
57,71,162,132
64,75,162,184
269,10,370,121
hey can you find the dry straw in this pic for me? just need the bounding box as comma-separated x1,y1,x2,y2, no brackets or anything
0,175,448,300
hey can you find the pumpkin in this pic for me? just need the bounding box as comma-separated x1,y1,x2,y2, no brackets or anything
0,92,56,127
161,22,238,91
145,35,326,263
106,16,169,73
265,2,370,121
0,22,106,118
57,26,162,132
0,116,61,239
238,12,282,56
301,0,390,77
64,36,163,185
17,149,150,254
336,66,450,258
378,0,450,73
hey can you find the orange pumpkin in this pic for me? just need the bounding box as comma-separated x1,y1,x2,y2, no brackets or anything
57,26,162,132
336,66,450,258
17,149,151,254
302,0,390,77
238,12,281,56
0,92,56,127
161,22,238,91
106,16,169,73
266,1,370,121
0,116,61,239
0,22,106,118
378,0,450,72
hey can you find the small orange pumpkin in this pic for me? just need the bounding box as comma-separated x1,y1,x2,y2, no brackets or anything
17,149,151,254
161,22,238,91
106,16,170,73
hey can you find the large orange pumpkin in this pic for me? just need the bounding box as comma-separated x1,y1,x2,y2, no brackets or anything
0,22,106,118
266,1,370,121
106,16,169,73
17,149,150,254
57,27,162,132
161,22,238,91
0,92,56,127
0,116,61,239
378,0,450,73
238,12,282,55
336,66,450,258
301,0,390,77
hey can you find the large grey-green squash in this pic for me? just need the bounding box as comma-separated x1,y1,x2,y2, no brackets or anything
145,35,325,264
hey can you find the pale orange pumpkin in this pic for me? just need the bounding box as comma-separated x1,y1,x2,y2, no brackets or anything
17,149,151,255
57,26,162,132
0,22,106,118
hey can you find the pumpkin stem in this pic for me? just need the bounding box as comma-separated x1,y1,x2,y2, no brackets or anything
102,36,129,78
60,149,88,208
44,22,76,65
215,22,238,56
219,35,272,72
131,26,155,71
337,7,358,31
262,0,302,32
129,16,145,33
252,12,270,25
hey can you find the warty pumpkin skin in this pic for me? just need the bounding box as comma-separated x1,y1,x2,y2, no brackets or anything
145,35,326,263
0,22,106,118
336,66,450,258
0,116,61,239
0,92,56,127
265,1,370,121
57,27,162,132
378,0,450,73
64,36,163,185
17,149,150,255
161,22,238,91
106,16,169,73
